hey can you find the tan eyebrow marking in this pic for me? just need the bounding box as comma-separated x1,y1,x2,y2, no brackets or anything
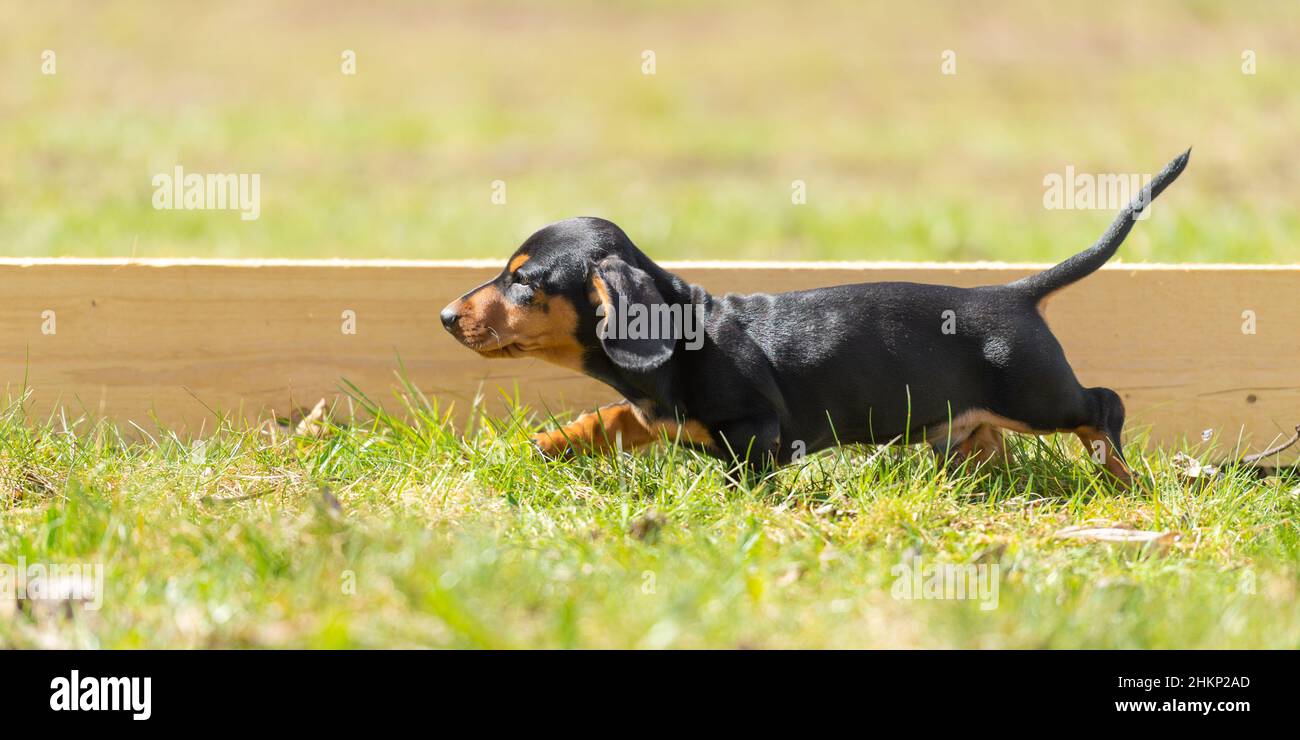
508,253,530,273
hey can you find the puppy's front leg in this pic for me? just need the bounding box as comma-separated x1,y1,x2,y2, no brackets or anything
712,416,781,484
531,401,655,458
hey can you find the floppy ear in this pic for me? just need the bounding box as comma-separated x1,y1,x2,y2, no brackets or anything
589,255,676,372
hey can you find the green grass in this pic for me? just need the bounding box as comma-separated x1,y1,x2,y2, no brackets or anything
2,385,1297,649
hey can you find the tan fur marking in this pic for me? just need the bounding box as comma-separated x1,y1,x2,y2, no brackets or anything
521,293,586,371
926,409,1041,445
532,401,713,458
1075,426,1133,486
630,401,714,447
589,274,612,314
453,282,585,371
507,253,530,273
955,423,1007,465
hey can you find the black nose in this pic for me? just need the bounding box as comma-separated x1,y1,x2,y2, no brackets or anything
440,307,459,330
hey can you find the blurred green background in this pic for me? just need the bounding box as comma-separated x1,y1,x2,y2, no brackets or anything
1,0,1297,262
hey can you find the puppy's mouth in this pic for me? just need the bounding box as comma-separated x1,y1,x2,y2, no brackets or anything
457,334,514,356
454,330,536,358
473,343,520,358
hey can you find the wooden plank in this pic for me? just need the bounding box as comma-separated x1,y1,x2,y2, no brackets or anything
1,258,1296,458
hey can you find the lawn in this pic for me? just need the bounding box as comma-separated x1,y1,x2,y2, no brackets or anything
2,387,1297,649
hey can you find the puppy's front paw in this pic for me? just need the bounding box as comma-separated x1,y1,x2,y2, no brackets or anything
530,429,573,460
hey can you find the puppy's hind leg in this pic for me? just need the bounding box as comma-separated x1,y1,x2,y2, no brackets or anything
931,423,1006,474
961,424,1008,467
928,423,975,469
1074,386,1132,487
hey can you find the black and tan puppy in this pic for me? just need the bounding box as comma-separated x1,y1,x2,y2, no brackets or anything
441,151,1190,485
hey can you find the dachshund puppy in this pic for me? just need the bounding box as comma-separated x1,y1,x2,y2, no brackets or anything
441,151,1190,485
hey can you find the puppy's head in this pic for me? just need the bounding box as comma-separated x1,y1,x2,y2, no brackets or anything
440,217,678,375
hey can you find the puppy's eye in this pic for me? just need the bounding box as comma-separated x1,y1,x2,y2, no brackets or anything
508,275,535,304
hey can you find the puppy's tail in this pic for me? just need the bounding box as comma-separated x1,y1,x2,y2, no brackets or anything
1010,148,1191,303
